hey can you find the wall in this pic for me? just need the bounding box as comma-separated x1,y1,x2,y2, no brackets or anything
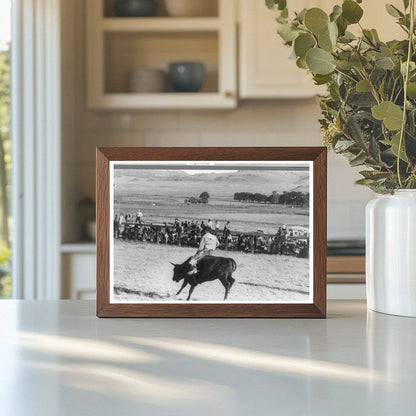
61,0,374,243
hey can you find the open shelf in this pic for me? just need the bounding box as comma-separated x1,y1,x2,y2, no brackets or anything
104,31,219,94
86,0,237,109
90,92,235,109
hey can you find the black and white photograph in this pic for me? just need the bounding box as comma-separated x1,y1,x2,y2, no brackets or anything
110,161,313,303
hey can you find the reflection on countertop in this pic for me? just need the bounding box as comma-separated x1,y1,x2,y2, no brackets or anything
0,300,415,415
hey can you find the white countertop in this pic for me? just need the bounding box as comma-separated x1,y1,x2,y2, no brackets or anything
0,300,415,416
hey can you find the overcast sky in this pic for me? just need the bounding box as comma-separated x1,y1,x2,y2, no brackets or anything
0,0,11,50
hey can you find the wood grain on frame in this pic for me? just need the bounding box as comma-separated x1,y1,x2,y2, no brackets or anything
96,147,327,318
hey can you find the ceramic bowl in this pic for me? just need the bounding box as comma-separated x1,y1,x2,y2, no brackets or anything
168,62,205,93
114,0,158,17
127,68,167,93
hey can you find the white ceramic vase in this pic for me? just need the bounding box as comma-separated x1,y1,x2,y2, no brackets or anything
366,190,416,317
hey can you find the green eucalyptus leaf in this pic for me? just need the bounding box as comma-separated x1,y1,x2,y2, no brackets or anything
313,74,332,85
372,101,403,130
350,152,368,167
304,8,329,35
306,48,335,75
363,29,375,44
277,23,299,42
328,21,338,44
350,53,368,69
407,82,416,99
330,5,343,22
399,14,411,29
371,29,380,42
333,59,353,70
343,113,372,147
349,92,376,107
356,178,377,185
370,67,386,84
296,57,307,69
334,139,355,152
329,82,341,101
369,136,381,162
385,4,404,18
393,61,402,78
360,170,392,180
408,109,416,137
266,0,287,11
276,14,288,24
336,15,348,36
342,0,363,24
294,33,315,57
318,31,334,52
295,8,307,22
375,56,396,70
401,61,416,76
356,79,372,93
381,132,409,162
340,31,356,42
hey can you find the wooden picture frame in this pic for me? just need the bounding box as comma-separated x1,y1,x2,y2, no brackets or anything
96,147,327,318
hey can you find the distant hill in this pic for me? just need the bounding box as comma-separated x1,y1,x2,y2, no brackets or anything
114,168,309,199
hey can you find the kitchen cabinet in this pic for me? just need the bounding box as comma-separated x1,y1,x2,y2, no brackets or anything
61,244,96,300
86,0,237,109
239,0,324,99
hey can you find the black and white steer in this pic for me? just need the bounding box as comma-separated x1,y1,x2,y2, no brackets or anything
171,256,236,301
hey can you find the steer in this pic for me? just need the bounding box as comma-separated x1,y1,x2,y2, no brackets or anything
171,256,236,301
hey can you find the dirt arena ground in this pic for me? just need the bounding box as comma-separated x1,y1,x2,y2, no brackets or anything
112,240,310,303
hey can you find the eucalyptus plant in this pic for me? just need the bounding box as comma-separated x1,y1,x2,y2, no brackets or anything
266,0,416,193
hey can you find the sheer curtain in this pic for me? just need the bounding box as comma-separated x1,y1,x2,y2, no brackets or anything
12,0,61,299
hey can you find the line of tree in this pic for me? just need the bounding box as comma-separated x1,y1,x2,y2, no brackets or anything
234,191,309,206
184,191,210,205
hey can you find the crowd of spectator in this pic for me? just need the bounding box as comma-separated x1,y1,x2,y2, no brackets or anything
114,213,309,258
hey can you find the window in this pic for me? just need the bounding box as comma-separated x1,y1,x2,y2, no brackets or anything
0,0,11,298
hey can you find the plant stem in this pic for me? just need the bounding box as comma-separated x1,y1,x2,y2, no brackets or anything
397,0,415,188
358,69,380,104
334,68,357,83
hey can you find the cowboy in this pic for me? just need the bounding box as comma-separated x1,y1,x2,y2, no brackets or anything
114,214,119,238
136,209,144,224
118,213,126,237
187,229,219,277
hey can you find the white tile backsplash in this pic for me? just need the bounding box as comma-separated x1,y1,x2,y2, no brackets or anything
72,102,372,242
328,200,368,240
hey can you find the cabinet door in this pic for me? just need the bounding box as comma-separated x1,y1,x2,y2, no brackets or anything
239,0,321,99
239,0,405,99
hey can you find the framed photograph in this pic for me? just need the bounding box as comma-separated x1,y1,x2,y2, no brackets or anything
96,147,327,318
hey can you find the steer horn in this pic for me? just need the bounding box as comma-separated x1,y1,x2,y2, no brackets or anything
170,262,176,266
